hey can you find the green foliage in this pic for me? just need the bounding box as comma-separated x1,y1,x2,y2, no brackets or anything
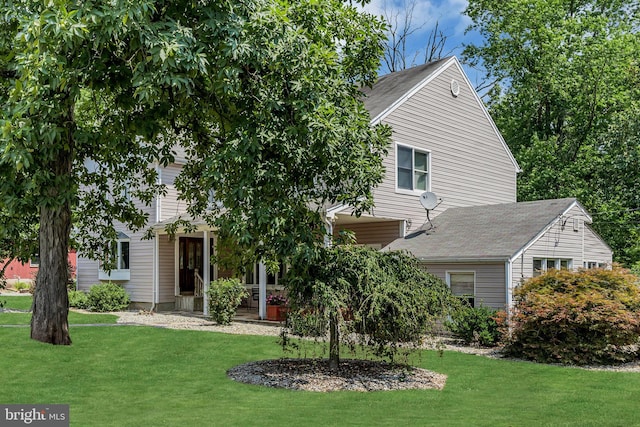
206,278,248,325
446,305,502,347
464,0,640,265
86,283,130,313
284,246,457,362
68,290,89,309
12,281,31,292
0,0,389,343
504,268,640,365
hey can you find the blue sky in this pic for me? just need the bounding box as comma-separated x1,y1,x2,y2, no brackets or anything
360,0,485,85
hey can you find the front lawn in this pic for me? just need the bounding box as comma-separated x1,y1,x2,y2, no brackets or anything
0,295,118,325
1,326,638,426
1,295,34,310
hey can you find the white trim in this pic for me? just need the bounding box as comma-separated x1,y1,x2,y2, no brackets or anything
98,237,130,280
203,230,210,316
505,261,512,308
174,237,180,296
371,57,455,125
446,270,476,306
152,231,159,311
326,204,348,217
258,262,267,320
449,59,521,173
510,200,585,262
98,269,130,281
155,164,162,223
395,142,431,194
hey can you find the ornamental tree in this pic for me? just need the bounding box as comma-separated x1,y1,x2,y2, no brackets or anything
0,1,389,344
284,245,456,369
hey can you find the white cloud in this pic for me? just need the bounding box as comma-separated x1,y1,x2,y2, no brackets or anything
361,0,470,38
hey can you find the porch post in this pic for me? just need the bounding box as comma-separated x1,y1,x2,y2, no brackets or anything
258,262,267,320
203,230,210,316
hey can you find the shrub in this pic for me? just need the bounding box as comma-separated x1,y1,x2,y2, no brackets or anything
207,278,248,325
13,281,31,292
68,290,89,309
446,304,502,347
504,267,640,365
87,282,131,312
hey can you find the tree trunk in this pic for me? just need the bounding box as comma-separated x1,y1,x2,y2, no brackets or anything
31,115,73,345
31,203,72,345
329,311,339,370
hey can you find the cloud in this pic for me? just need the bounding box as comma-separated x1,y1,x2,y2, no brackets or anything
361,0,471,38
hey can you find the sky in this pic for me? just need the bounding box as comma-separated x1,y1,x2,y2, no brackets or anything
360,0,485,85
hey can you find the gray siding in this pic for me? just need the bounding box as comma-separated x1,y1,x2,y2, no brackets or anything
158,236,176,303
511,205,613,292
76,198,156,304
423,262,506,309
159,164,188,221
370,62,518,233
583,225,613,267
76,257,99,291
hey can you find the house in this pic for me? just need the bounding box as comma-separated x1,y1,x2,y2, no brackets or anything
384,198,612,309
76,56,612,314
1,250,77,288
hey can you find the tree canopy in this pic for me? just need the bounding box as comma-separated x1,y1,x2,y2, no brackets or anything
463,0,640,265
0,0,390,344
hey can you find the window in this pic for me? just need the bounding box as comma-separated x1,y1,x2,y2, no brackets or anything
397,144,429,191
245,262,284,285
99,233,130,280
30,253,40,267
447,272,475,308
533,258,572,277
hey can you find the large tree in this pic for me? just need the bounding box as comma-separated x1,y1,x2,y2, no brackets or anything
0,1,389,344
463,0,640,265
376,0,450,72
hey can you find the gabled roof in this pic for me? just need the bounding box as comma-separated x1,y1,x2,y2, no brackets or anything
361,56,521,172
361,57,451,121
384,198,588,262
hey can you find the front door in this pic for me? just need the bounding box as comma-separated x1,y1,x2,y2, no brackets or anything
179,237,203,295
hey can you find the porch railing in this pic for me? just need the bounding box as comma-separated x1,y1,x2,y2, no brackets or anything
194,269,204,297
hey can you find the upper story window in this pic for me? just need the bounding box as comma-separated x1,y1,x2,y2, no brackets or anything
397,144,429,192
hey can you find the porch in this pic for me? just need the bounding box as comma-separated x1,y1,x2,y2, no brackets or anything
152,220,284,319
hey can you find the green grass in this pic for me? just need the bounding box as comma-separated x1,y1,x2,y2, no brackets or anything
0,296,117,324
1,295,33,310
1,326,639,426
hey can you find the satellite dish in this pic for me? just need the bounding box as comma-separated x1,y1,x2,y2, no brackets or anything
419,192,438,210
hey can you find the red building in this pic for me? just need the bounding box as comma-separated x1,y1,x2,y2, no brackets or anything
1,250,77,284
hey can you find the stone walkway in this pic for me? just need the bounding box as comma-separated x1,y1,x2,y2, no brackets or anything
114,310,284,336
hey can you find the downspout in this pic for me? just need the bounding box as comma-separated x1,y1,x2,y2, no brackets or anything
152,231,159,312
151,163,161,312
505,260,512,309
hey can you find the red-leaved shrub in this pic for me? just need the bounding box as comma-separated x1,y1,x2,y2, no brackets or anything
503,267,640,365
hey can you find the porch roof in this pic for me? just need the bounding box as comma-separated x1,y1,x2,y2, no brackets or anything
152,214,213,233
